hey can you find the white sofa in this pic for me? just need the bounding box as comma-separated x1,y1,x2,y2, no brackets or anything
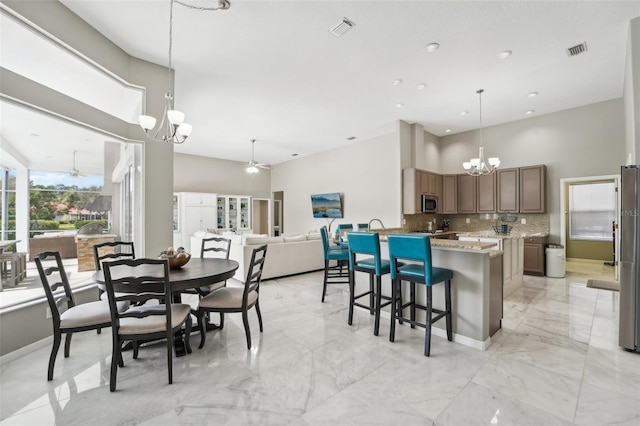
190,231,324,281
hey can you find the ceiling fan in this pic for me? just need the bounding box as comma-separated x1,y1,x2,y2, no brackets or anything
69,150,84,177
246,139,271,174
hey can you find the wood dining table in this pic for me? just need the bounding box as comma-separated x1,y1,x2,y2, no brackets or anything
92,257,239,356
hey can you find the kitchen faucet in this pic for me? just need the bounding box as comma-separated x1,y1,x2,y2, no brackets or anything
368,218,386,231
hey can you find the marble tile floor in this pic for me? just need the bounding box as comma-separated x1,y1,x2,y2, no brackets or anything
1,260,639,425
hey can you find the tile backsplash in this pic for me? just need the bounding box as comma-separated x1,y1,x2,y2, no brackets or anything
404,213,549,235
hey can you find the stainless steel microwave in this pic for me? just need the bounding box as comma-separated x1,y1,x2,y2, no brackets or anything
421,195,438,213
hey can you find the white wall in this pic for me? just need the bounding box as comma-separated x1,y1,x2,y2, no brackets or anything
173,152,270,198
271,132,401,235
439,99,626,242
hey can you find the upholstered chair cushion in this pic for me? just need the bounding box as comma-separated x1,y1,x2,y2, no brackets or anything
118,304,192,335
198,287,258,310
59,300,128,328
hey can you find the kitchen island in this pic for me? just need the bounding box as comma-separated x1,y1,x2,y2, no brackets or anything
351,235,501,350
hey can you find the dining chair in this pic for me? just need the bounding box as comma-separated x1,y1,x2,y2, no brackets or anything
182,237,232,325
334,223,353,248
35,251,128,381
102,258,193,392
320,226,350,302
196,245,268,350
387,234,454,356
347,232,400,336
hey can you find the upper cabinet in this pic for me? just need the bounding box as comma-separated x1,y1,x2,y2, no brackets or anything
403,169,443,214
441,175,458,214
216,195,252,231
497,168,520,213
519,165,546,213
457,174,477,213
477,173,496,213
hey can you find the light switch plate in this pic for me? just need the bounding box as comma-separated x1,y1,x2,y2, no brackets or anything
466,218,470,224
521,218,527,224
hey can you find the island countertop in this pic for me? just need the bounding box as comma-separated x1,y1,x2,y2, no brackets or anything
377,232,498,251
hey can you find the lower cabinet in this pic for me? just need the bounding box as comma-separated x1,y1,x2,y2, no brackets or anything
523,236,547,276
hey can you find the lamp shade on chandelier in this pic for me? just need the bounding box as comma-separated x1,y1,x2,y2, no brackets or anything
462,89,500,175
138,0,230,144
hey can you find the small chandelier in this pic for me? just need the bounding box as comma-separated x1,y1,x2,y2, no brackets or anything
138,0,231,144
463,89,500,175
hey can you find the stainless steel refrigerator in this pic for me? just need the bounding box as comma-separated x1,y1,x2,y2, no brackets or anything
619,165,640,352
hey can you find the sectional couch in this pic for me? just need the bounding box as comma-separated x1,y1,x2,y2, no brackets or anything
190,231,324,281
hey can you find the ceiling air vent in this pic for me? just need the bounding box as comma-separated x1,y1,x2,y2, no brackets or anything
566,42,588,57
329,17,355,37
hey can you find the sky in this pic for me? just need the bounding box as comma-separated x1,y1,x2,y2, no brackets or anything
29,171,103,189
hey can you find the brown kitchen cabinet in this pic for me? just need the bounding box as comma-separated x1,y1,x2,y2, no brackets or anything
520,165,546,213
421,171,442,197
441,175,458,214
497,168,520,213
457,174,477,213
523,235,547,276
477,173,496,213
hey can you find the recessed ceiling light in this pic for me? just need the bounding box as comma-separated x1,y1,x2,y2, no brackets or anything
497,50,512,59
396,103,404,108
525,110,535,115
346,136,356,140
528,91,538,98
392,79,403,86
424,42,440,52
445,129,452,133
30,133,40,137
416,83,427,90
460,111,469,116
291,153,298,157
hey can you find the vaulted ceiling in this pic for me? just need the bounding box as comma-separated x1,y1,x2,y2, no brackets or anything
2,1,640,175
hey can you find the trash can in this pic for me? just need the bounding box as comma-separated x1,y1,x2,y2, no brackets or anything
546,244,565,278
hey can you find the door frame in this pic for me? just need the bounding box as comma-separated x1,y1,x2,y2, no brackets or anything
559,174,620,277
251,197,271,236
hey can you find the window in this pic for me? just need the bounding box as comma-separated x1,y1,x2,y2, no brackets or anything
29,171,105,237
569,181,616,241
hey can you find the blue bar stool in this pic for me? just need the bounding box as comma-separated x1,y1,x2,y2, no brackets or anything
320,226,350,302
335,224,353,248
387,234,453,356
347,232,400,336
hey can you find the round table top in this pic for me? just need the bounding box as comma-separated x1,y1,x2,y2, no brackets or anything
93,257,239,292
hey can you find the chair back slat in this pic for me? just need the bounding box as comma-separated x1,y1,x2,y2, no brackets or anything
35,251,75,321
201,237,231,259
93,241,135,271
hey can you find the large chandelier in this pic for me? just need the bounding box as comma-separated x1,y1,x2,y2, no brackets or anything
463,89,500,175
138,0,231,144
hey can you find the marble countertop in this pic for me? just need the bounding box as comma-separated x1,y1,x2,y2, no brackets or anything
379,233,498,251
457,231,549,239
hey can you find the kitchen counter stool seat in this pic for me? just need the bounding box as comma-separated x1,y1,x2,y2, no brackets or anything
388,234,453,357
347,232,401,336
